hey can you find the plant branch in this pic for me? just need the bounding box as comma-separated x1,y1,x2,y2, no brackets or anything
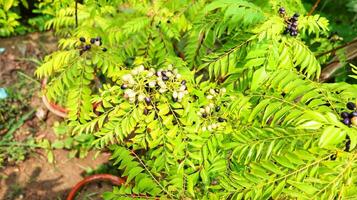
308,0,321,16
317,38,357,58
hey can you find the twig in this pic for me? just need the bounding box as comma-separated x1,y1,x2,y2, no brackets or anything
308,0,321,16
317,38,357,58
75,0,78,27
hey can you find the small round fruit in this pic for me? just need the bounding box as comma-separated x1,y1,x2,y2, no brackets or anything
144,97,151,104
351,117,357,126
278,7,285,14
90,38,96,44
121,84,128,89
143,108,149,115
102,48,107,52
95,36,101,41
79,37,86,42
218,117,225,122
347,102,356,110
162,76,169,81
343,118,351,126
350,112,357,117
172,97,178,102
181,80,186,85
202,113,207,118
290,31,298,36
293,13,300,18
215,106,221,112
84,44,91,50
341,112,349,119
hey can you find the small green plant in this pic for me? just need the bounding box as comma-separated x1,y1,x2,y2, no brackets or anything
36,0,357,199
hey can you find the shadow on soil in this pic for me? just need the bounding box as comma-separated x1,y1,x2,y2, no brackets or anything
2,167,69,200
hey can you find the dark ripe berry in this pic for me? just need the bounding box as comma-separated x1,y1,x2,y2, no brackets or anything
167,20,171,23
292,16,298,21
90,38,96,44
121,84,127,89
278,7,285,14
290,26,297,32
347,102,356,110
162,76,169,81
143,108,149,115
218,117,225,122
102,48,107,52
330,154,337,160
290,31,298,36
79,37,86,42
292,21,298,26
214,88,220,93
343,118,351,126
79,49,85,55
161,71,167,77
293,13,300,18
283,28,290,34
341,112,349,119
202,113,207,118
172,97,178,102
181,80,186,85
84,44,91,51
287,24,292,29
350,112,357,117
95,36,101,41
215,106,221,112
345,135,351,152
144,97,151,104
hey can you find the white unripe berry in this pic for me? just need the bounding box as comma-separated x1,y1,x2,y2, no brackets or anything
125,89,136,98
166,71,173,77
168,64,173,70
173,91,178,99
205,106,210,113
209,103,214,108
138,94,145,102
178,91,185,99
149,81,156,88
200,108,205,113
176,73,181,79
197,111,202,116
210,89,216,95
221,88,226,93
179,85,186,92
122,74,133,82
207,95,213,100
138,65,145,72
207,125,213,131
131,69,139,75
211,123,217,129
173,69,178,75
202,126,207,131
159,88,167,93
147,71,154,77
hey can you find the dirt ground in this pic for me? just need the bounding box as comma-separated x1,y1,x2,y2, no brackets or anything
0,32,113,200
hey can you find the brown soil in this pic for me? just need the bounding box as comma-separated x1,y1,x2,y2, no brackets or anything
0,32,113,200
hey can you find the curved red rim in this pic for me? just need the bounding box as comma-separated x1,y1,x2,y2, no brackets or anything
41,78,68,118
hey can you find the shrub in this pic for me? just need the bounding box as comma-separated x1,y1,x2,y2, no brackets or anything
35,0,357,199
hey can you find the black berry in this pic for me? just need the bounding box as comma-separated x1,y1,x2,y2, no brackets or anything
90,38,96,44
143,108,149,115
102,48,107,52
79,37,86,42
202,113,207,118
350,112,357,117
330,154,337,160
161,71,167,77
172,97,178,102
347,102,356,110
144,97,151,104
290,31,298,36
95,36,101,41
278,7,285,14
343,118,351,126
121,84,127,89
215,106,221,112
167,20,171,23
84,44,91,51
162,76,169,81
218,117,225,122
214,89,220,93
293,13,300,18
341,112,349,119
345,135,351,152
181,80,186,85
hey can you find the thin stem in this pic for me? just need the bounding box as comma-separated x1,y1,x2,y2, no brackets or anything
308,0,321,16
317,38,357,58
75,0,78,27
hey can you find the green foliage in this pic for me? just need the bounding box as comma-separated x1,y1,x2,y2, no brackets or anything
35,0,357,199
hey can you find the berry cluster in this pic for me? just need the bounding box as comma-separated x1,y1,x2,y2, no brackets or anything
121,65,188,104
341,102,357,126
79,36,107,55
198,88,227,132
279,7,299,37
